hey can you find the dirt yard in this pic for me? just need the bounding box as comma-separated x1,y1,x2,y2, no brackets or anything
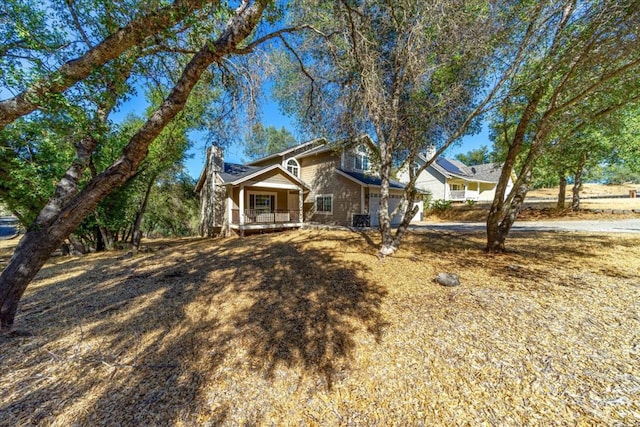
425,183,640,222
1,229,639,425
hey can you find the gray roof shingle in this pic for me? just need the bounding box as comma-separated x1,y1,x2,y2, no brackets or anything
219,163,269,183
426,156,504,183
340,169,406,189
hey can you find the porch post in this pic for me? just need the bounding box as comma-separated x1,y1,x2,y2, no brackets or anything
227,185,232,231
298,189,304,223
361,186,365,214
239,184,245,225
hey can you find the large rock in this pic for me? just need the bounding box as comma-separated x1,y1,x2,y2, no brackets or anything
435,272,460,287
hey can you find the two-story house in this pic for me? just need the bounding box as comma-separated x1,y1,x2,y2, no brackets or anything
195,136,411,236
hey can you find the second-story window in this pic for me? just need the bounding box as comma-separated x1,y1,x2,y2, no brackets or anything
285,158,300,177
354,146,370,171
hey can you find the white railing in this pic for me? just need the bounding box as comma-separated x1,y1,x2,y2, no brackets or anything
448,190,479,201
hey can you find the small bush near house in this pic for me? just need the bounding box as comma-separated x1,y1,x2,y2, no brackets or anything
422,191,433,212
466,199,477,206
429,199,452,212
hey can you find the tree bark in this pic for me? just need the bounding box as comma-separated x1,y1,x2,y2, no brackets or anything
486,169,532,252
0,0,268,331
572,152,587,211
377,136,396,257
557,170,567,209
486,87,545,252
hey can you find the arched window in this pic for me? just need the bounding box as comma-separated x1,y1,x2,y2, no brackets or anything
285,158,300,177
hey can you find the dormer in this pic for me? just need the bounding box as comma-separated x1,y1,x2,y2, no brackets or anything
342,144,372,173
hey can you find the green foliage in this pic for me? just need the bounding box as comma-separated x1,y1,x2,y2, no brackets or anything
429,199,452,212
422,191,433,212
454,145,495,165
465,199,477,206
143,172,200,236
0,116,76,224
243,123,297,160
600,164,640,184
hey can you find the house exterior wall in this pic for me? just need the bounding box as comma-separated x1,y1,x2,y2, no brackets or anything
299,152,363,225
248,168,300,188
231,187,293,211
340,145,373,174
478,182,497,201
397,163,447,200
398,160,516,203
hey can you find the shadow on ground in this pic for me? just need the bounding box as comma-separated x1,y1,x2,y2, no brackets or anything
0,232,387,425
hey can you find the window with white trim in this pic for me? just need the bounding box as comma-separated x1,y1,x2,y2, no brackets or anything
315,194,333,214
249,193,275,212
354,145,370,171
285,158,300,177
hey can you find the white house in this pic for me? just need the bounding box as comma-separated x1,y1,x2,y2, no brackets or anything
397,150,514,202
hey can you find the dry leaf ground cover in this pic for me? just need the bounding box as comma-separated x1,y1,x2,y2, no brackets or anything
0,228,639,426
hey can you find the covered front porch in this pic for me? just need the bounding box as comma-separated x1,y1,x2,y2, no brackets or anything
227,182,305,235
447,179,480,202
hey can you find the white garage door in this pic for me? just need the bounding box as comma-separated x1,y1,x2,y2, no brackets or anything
369,194,404,227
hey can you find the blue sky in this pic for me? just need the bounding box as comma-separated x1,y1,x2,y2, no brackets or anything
183,100,492,180
109,87,491,180
3,72,490,182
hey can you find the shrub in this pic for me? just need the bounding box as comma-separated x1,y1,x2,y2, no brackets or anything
430,199,452,211
422,191,433,212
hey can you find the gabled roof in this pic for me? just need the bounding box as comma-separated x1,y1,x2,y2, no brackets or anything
221,162,310,189
294,144,334,159
417,153,504,184
467,162,504,183
246,138,327,165
196,161,310,192
336,169,406,190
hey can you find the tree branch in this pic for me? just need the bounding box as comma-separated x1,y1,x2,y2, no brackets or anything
0,0,219,131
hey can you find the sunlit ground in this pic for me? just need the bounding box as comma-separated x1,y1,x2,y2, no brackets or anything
1,229,639,425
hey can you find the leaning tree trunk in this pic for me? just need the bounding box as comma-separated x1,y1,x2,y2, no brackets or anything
0,1,267,331
572,152,587,212
486,146,523,252
486,88,545,252
0,0,216,131
487,170,533,252
557,170,567,209
388,182,420,251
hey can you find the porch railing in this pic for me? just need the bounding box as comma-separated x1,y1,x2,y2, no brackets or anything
231,209,300,225
448,190,479,201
